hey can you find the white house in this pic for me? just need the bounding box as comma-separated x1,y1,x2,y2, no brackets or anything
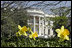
25,8,58,38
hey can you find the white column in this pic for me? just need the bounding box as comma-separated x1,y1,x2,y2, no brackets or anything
50,21,53,36
42,19,44,36
45,21,48,35
47,21,49,35
27,20,29,25
34,16,35,33
39,17,41,36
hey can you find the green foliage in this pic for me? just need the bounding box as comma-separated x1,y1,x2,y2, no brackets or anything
50,7,71,16
1,7,71,47
1,8,29,44
1,36,71,47
51,16,71,38
53,16,68,28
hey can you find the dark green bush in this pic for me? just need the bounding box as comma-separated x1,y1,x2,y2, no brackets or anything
53,16,68,29
52,16,71,34
1,8,29,43
1,36,71,47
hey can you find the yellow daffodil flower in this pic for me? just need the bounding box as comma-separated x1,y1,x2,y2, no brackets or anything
18,25,28,32
16,31,21,36
16,25,28,36
55,26,70,41
29,32,38,40
16,25,38,40
23,32,28,36
18,25,22,30
16,32,19,36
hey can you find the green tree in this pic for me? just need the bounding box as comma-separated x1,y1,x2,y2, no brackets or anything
1,7,29,41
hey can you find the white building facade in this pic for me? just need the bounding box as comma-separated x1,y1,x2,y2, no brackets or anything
26,8,57,38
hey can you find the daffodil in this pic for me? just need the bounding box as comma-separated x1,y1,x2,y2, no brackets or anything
16,25,28,36
29,32,38,40
16,32,20,36
16,25,38,40
18,25,28,32
55,26,70,41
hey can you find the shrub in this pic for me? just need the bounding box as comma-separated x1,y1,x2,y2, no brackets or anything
1,8,29,42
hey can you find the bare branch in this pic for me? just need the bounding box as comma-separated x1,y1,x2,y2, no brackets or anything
24,1,45,8
4,1,15,8
41,1,62,10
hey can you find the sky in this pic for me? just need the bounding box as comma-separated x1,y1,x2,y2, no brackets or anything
41,1,71,14
1,1,71,15
23,1,71,14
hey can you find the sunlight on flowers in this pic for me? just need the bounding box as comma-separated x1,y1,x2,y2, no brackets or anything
18,25,28,32
55,26,70,41
16,25,38,40
29,32,38,40
16,25,28,36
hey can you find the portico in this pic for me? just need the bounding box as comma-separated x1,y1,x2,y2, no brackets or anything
26,8,56,38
